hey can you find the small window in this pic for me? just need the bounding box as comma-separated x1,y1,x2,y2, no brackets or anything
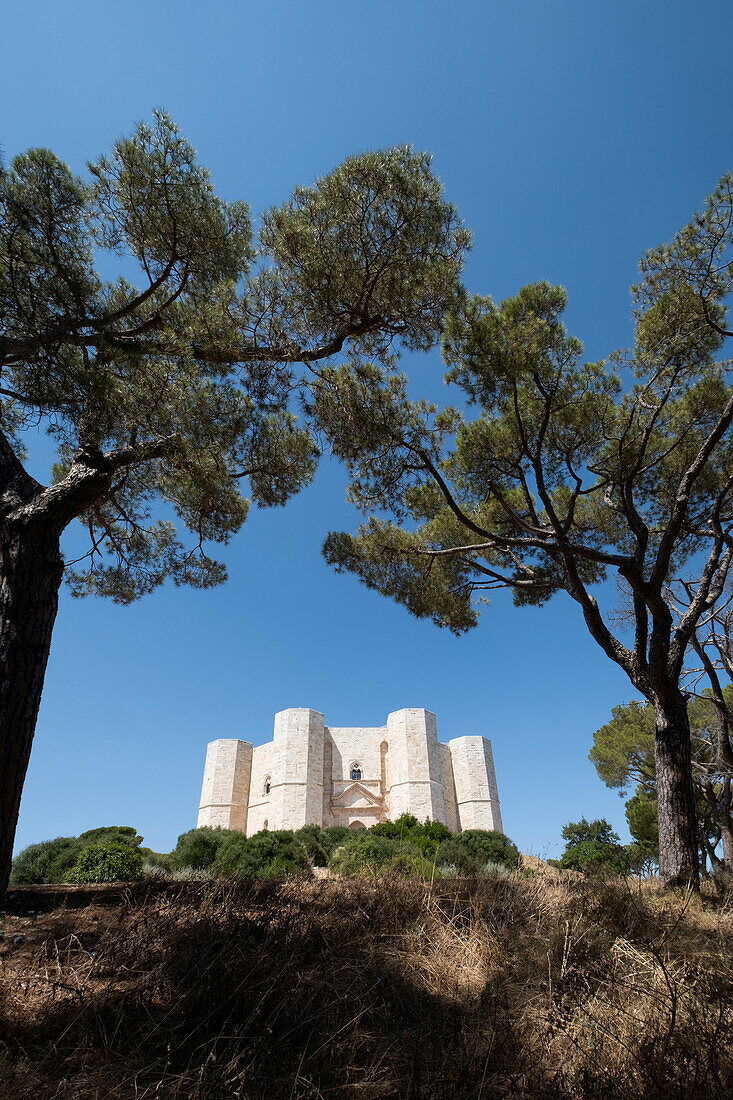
264,775,271,795
350,763,362,781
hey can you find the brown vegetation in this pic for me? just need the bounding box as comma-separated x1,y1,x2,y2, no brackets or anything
1,874,733,1098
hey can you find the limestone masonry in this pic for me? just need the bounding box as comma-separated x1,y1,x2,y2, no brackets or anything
197,708,502,834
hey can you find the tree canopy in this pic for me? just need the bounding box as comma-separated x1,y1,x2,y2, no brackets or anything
319,173,733,886
0,111,469,600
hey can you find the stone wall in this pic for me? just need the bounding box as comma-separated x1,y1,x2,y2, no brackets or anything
197,739,252,831
448,735,503,832
196,709,502,837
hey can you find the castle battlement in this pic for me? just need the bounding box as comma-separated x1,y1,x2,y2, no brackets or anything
197,708,502,835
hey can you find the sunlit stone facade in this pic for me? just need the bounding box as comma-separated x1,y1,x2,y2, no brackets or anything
197,708,502,835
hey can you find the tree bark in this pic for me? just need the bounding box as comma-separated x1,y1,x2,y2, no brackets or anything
654,697,700,888
0,523,63,894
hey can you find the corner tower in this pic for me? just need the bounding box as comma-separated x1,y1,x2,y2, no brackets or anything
269,708,325,830
448,736,502,832
197,739,253,832
385,708,446,823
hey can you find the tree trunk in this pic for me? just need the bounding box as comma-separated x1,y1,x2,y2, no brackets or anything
0,524,63,894
654,697,700,888
720,782,733,872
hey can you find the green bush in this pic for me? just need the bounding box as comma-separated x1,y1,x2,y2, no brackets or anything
212,831,251,876
319,826,350,852
10,837,78,885
329,833,404,875
10,826,146,884
295,824,329,867
556,819,629,874
77,826,143,849
385,851,438,879
171,827,234,871
140,848,173,871
370,816,452,859
68,842,144,883
436,830,520,875
214,830,309,879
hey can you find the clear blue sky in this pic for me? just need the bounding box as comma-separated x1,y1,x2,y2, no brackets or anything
5,1,732,857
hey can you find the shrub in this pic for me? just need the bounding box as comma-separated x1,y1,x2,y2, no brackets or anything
140,848,173,872
10,837,78,885
329,834,403,876
295,824,329,867
171,827,233,871
10,826,148,884
385,851,437,879
370,817,452,859
318,826,350,854
77,826,143,849
214,830,309,879
68,842,144,883
212,831,251,876
557,819,629,874
477,860,511,879
436,829,520,875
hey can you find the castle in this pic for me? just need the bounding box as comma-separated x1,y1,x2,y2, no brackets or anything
197,708,502,835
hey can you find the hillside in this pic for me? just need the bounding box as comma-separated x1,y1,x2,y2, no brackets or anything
1,873,732,1098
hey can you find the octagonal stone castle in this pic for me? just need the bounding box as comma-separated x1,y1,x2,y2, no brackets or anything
197,708,502,835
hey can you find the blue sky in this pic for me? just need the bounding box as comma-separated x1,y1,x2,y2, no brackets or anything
4,1,732,857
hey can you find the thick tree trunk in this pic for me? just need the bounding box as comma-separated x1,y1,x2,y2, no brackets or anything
0,524,63,894
654,697,700,888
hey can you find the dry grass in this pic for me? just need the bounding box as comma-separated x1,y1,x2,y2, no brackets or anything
1,874,733,1098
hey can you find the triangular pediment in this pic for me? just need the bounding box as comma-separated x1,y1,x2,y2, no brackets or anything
331,782,384,809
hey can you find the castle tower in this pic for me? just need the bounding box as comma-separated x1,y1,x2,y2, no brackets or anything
197,738,253,831
448,736,502,832
195,709,503,837
385,708,447,823
269,708,325,830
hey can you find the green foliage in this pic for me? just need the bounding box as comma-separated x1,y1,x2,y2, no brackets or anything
435,829,520,875
370,815,451,859
318,826,350,852
260,146,470,360
589,702,656,792
139,848,173,871
294,824,329,867
214,830,309,879
625,787,659,851
10,825,145,884
77,825,143,849
212,832,252,877
9,837,78,885
1,115,468,606
328,834,406,876
557,819,629,874
590,694,733,869
68,842,144,883
385,851,438,880
171,827,233,871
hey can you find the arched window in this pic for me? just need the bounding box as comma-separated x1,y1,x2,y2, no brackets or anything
264,775,271,795
350,762,362,781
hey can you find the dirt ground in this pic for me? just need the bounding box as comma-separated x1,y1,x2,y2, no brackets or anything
1,875,732,1099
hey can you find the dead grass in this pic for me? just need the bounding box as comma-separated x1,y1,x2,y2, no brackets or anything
1,874,732,1098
